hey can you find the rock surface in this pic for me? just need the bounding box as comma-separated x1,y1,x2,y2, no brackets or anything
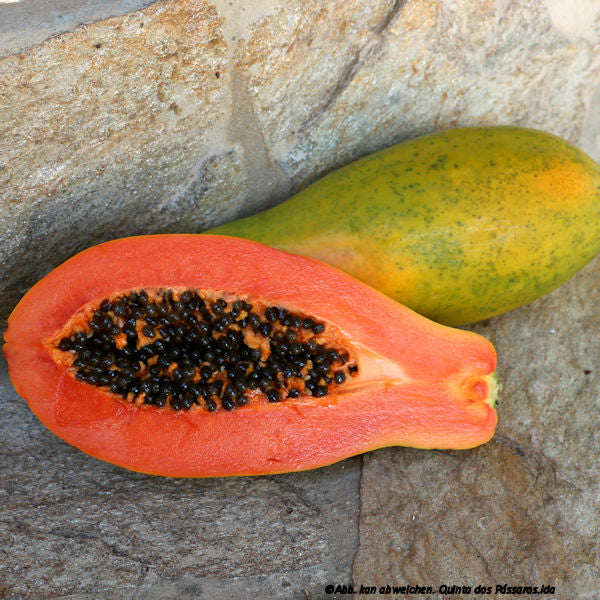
0,1,156,57
2,0,600,329
0,355,361,598
354,254,600,598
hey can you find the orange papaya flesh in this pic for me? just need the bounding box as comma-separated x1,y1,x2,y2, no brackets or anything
4,235,498,477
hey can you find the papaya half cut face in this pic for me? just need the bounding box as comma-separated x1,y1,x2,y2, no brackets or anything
4,235,498,477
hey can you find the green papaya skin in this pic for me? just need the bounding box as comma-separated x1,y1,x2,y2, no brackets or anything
209,127,600,325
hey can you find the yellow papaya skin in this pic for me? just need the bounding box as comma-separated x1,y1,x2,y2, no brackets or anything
209,127,600,325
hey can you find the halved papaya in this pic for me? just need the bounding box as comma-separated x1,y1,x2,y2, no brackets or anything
4,235,498,477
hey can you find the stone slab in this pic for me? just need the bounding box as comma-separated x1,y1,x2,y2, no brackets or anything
353,254,600,599
0,352,360,599
234,0,600,187
0,0,157,58
3,0,600,333
0,0,293,332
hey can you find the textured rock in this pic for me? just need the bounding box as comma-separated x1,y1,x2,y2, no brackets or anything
236,0,600,186
353,254,600,598
0,0,290,331
2,0,600,330
0,1,157,57
0,354,360,598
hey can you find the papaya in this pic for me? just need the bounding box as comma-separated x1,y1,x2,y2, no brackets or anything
3,235,498,477
210,126,600,325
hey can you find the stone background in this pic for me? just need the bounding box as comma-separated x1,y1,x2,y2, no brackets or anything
2,0,600,598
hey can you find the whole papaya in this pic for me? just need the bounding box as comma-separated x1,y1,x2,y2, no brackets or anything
210,127,600,325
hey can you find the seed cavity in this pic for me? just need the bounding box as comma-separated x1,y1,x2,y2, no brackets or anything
51,289,359,412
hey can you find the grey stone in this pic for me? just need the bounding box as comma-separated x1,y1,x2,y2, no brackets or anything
353,255,600,599
3,0,600,332
0,355,360,599
233,0,600,188
0,0,281,331
0,1,159,58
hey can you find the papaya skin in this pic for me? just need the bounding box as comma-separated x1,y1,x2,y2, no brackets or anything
210,126,600,326
4,235,497,477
